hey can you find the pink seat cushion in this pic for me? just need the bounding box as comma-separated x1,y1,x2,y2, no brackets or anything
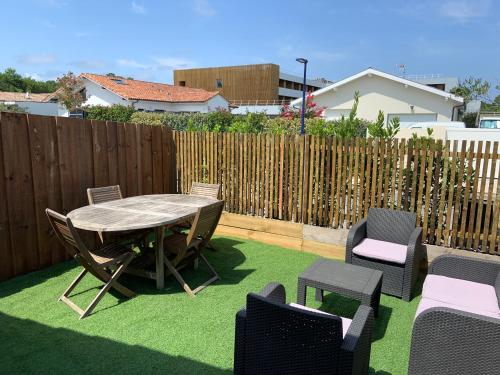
416,297,500,320
289,303,352,338
423,275,499,314
352,238,407,265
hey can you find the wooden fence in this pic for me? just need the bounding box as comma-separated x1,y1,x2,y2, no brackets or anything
0,112,175,281
173,131,500,255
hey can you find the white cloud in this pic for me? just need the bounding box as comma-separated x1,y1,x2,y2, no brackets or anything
131,1,147,14
70,59,105,70
440,0,491,23
74,31,89,38
117,58,150,69
117,57,195,72
311,51,347,62
38,19,56,28
194,0,216,17
152,57,196,69
18,53,56,65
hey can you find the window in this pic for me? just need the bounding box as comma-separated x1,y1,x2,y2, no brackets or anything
111,78,126,85
215,79,223,88
179,81,186,87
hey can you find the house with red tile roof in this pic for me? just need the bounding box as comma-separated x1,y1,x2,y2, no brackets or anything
80,73,228,113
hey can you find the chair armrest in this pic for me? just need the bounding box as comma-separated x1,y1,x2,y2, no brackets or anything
234,309,247,375
406,227,422,260
409,307,500,375
341,305,374,375
401,227,423,301
346,219,367,263
429,254,500,286
258,282,286,304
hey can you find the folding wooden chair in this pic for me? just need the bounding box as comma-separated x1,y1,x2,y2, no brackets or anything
87,185,151,249
163,200,224,297
46,208,136,319
190,182,221,199
175,182,221,250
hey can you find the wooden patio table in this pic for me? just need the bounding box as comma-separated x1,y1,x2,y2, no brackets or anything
67,194,218,289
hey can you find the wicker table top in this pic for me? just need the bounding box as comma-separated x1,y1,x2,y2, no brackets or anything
67,194,218,232
299,258,383,296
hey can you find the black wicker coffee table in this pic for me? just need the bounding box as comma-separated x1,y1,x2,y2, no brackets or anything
297,258,383,317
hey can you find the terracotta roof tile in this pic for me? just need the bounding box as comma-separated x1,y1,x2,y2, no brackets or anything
81,73,220,103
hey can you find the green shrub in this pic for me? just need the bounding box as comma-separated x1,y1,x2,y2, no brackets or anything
461,112,477,128
130,112,164,126
0,103,26,113
84,105,135,122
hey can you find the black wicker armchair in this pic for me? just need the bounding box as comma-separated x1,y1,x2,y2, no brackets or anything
234,282,374,375
346,208,423,301
408,254,500,375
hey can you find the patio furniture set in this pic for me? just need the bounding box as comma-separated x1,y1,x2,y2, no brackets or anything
46,186,499,374
234,208,500,375
46,182,223,319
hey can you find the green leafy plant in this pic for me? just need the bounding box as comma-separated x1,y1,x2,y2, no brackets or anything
367,111,400,139
84,105,135,122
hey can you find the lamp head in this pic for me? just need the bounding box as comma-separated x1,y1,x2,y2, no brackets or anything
296,58,308,64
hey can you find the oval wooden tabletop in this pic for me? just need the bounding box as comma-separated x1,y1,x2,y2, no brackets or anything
67,194,219,232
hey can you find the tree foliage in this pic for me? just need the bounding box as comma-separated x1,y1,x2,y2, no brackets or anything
450,76,490,102
0,68,57,93
56,72,84,111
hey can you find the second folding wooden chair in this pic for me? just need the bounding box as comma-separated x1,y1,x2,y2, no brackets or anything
87,185,152,249
163,200,224,297
46,208,136,319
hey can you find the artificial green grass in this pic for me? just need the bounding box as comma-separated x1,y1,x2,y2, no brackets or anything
0,236,420,374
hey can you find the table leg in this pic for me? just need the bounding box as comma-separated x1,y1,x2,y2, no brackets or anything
315,288,323,302
297,279,307,305
155,226,165,289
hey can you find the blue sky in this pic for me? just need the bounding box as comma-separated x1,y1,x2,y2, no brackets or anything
1,0,499,95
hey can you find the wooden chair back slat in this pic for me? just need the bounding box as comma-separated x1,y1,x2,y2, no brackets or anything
46,208,97,267
190,182,221,200
186,201,224,248
87,185,123,205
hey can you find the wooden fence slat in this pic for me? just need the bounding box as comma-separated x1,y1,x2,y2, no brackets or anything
27,114,65,267
345,139,354,227
436,141,450,246
329,137,338,226
151,125,163,194
0,113,14,280
357,139,366,221
458,141,476,248
422,140,435,241
466,141,483,249
91,120,109,188
482,142,498,252
2,113,39,275
363,140,373,217
473,141,490,250
106,121,119,186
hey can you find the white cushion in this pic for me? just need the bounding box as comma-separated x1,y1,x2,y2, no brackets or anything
423,275,499,314
352,238,407,265
416,297,500,320
289,303,352,338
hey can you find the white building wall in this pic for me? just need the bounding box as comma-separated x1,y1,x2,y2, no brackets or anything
82,79,228,113
13,101,69,117
311,75,459,123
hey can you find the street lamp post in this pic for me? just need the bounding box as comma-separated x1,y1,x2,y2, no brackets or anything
296,57,308,135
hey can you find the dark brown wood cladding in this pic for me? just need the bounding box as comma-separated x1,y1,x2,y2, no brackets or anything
0,112,176,282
